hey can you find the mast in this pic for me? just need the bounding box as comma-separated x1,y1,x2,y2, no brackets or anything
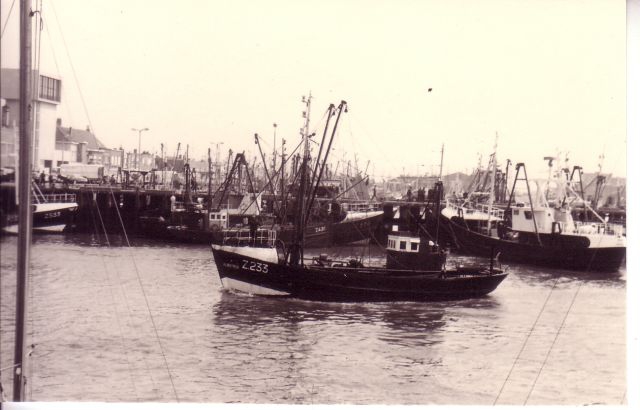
14,0,33,401
290,93,313,266
207,148,212,215
280,138,286,217
160,143,165,186
486,133,498,235
272,123,277,190
438,143,444,181
254,133,276,197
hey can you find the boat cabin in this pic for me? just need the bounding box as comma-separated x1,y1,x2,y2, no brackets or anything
510,204,575,234
386,232,446,271
208,209,230,229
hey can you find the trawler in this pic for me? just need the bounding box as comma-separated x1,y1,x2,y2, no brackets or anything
211,98,507,302
440,160,626,272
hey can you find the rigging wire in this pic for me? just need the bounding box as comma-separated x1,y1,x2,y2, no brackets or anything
109,187,180,402
524,281,583,405
49,0,95,135
90,189,145,400
101,191,163,398
0,0,16,38
42,13,75,125
492,277,562,405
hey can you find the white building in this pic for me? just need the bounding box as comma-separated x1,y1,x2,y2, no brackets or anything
0,68,61,171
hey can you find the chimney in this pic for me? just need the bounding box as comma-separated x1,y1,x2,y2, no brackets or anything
56,118,62,127
2,105,9,127
78,142,88,163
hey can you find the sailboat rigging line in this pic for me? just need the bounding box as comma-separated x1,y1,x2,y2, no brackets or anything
493,277,562,405
42,19,74,124
49,1,95,134
524,282,583,405
100,258,145,401
108,188,180,402
87,197,143,399
0,0,16,37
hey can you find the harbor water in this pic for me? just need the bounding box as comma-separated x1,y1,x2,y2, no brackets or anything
0,234,626,405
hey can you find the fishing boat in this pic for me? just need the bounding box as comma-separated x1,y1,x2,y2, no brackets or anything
211,227,507,302
441,160,626,272
2,181,77,234
331,201,384,245
210,98,507,302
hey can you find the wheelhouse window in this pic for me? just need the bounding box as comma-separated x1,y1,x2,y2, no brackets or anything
399,241,406,250
410,242,419,251
524,211,532,220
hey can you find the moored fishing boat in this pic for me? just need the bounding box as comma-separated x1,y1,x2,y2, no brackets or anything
441,161,626,272
2,182,78,234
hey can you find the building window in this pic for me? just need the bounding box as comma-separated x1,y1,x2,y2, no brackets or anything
39,75,61,102
399,241,406,250
410,242,418,251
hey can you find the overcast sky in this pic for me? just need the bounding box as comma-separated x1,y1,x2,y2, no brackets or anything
1,0,629,179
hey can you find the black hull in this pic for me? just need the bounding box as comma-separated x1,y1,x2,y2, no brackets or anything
211,247,507,302
332,212,384,245
275,222,332,248
3,204,78,234
446,217,625,272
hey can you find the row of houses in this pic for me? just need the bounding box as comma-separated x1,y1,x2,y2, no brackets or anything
1,68,156,175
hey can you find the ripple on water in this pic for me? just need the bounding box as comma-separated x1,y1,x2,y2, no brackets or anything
0,234,627,404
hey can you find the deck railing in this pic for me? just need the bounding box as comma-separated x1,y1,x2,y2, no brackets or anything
42,193,76,203
222,227,277,247
446,200,505,219
342,201,382,212
572,221,625,236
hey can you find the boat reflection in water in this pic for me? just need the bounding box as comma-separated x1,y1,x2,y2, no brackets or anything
211,291,453,349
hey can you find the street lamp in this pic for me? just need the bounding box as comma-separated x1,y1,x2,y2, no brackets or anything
131,127,149,169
